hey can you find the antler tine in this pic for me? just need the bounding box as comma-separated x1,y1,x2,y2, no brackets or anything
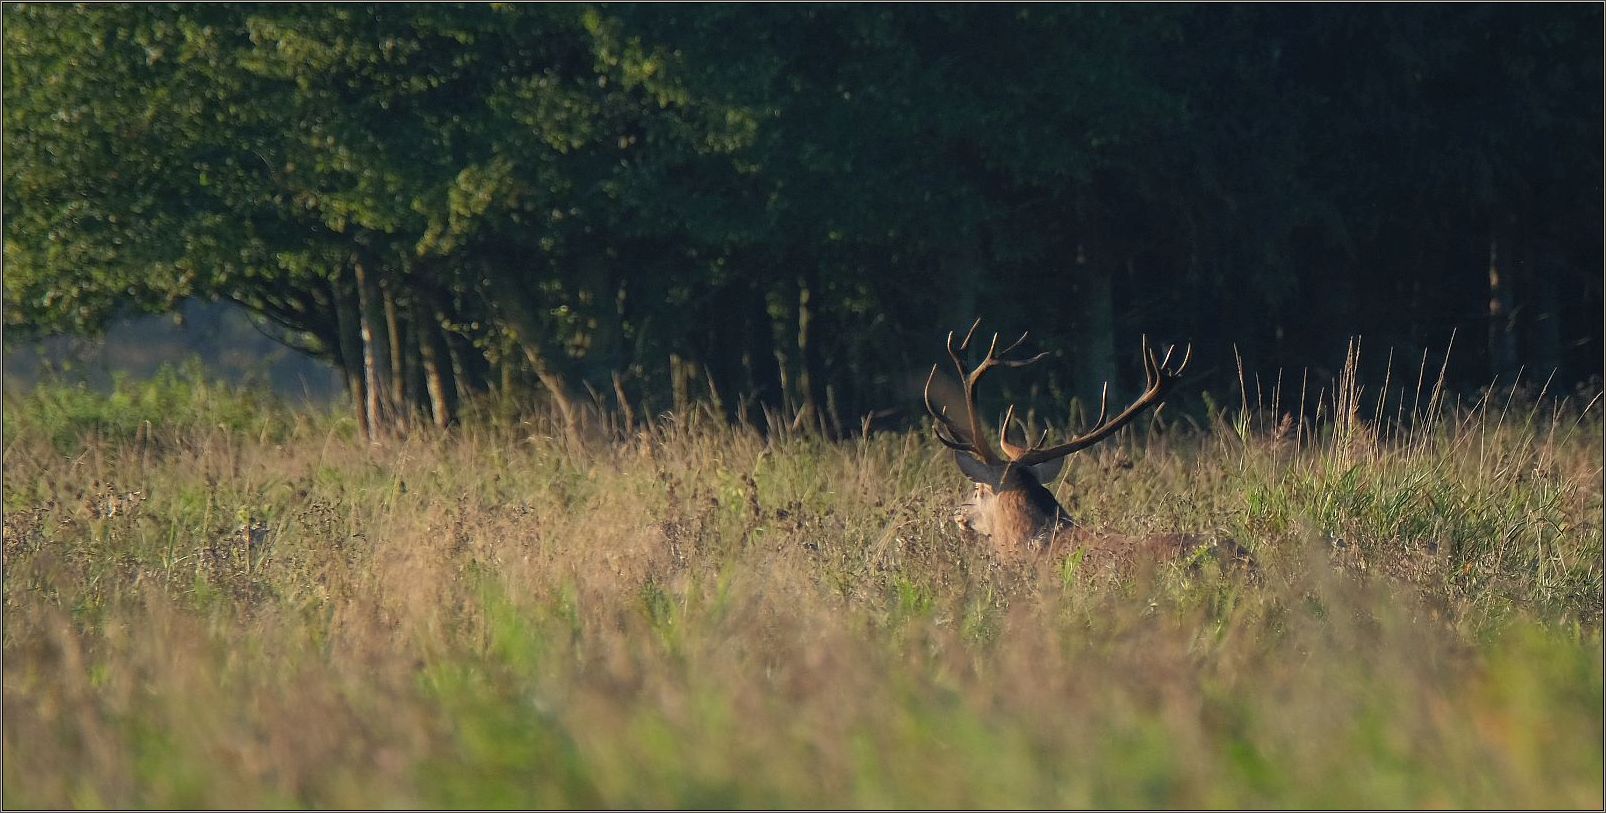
924,362,999,461
996,404,1018,454
1005,336,1191,468
962,318,983,349
934,319,1059,466
954,318,983,353
922,364,942,413
1147,337,1193,379
987,331,1049,369
1142,334,1159,382
942,327,985,457
995,330,1029,357
923,364,969,448
992,403,1032,481
945,329,965,375
946,325,987,387
1082,380,1110,434
1157,341,1176,372
932,422,970,452
999,349,1051,369
925,369,957,443
1174,343,1193,374
998,403,1057,460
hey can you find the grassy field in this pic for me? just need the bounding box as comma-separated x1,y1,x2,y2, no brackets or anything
2,364,1602,808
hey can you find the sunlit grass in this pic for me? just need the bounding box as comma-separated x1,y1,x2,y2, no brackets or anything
2,360,1600,808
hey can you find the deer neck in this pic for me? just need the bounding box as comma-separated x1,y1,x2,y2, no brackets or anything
992,479,1072,551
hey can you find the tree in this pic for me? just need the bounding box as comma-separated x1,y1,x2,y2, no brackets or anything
6,4,1599,437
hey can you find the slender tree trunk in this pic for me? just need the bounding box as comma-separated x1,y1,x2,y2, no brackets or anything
442,327,474,405
413,300,456,429
354,259,391,438
380,278,412,431
524,348,583,439
669,352,692,415
1488,233,1518,383
769,283,794,423
331,277,370,443
745,279,783,425
487,272,588,443
792,267,824,433
498,342,516,413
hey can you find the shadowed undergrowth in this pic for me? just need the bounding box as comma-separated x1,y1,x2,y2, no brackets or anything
2,367,1601,808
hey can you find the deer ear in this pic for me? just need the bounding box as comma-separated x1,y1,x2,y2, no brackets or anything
1029,456,1066,485
951,451,1006,487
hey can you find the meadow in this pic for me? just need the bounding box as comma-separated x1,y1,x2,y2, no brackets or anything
2,362,1602,808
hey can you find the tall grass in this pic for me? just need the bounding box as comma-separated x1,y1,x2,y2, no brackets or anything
2,355,1601,808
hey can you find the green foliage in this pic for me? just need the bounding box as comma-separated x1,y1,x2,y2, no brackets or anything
1,361,292,453
5,4,1599,427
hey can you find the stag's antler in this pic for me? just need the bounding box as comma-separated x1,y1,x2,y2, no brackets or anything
922,318,1048,465
999,336,1191,467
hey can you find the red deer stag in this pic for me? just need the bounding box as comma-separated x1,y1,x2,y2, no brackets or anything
925,320,1246,568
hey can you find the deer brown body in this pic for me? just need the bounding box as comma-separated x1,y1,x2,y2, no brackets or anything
927,319,1244,567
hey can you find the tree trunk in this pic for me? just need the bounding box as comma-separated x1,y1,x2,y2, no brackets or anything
331,277,370,443
354,259,392,438
769,283,794,423
669,352,692,415
443,327,475,404
413,300,456,429
1487,233,1518,383
792,267,824,433
487,272,588,443
498,343,517,414
744,279,783,425
381,278,410,430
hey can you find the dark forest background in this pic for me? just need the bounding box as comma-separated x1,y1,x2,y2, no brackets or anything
4,4,1601,440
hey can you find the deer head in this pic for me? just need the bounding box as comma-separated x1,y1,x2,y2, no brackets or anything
924,319,1190,555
